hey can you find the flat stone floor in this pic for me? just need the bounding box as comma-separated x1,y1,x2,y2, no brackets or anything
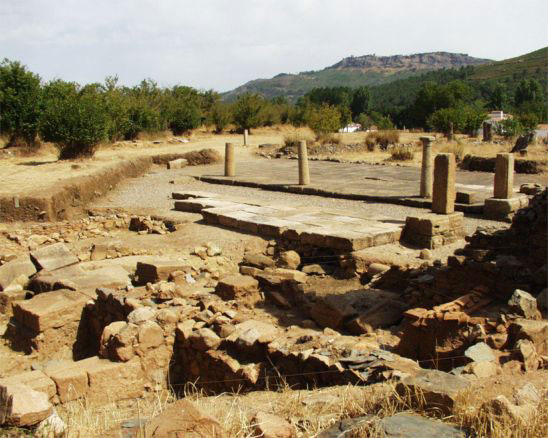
181,158,546,206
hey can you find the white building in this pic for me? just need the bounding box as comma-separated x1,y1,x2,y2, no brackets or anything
338,123,362,133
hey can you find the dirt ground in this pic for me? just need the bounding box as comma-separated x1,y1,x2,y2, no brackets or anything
1,126,546,198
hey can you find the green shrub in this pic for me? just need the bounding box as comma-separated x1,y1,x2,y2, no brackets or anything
233,93,265,132
306,104,341,135
39,92,108,159
211,102,232,133
125,103,162,140
390,145,414,161
0,59,42,147
169,104,201,135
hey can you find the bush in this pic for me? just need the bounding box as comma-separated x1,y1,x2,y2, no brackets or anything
0,59,42,147
366,130,400,149
283,133,306,149
306,104,341,135
211,102,232,133
390,145,414,161
316,132,342,145
233,93,265,132
39,92,108,159
125,103,162,140
169,104,201,135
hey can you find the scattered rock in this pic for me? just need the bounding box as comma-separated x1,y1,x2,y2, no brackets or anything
515,339,540,371
378,413,465,438
127,307,156,324
301,264,326,275
278,251,301,270
419,249,432,260
483,395,536,423
252,411,295,438
396,370,470,414
508,289,539,319
0,383,53,427
35,410,66,437
464,342,495,363
30,243,79,272
145,399,226,437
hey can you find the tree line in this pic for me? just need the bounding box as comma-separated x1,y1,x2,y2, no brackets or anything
1,58,545,159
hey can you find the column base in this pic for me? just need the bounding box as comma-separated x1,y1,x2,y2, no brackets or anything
401,212,465,249
484,196,529,221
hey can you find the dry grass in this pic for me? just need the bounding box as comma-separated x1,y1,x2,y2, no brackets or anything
6,378,543,437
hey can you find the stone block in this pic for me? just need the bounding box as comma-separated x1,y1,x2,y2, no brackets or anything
456,191,479,205
0,383,52,427
0,371,56,400
0,255,37,291
44,363,88,403
79,356,145,404
484,196,528,220
172,190,218,200
215,274,260,301
508,319,548,355
12,289,88,333
396,369,470,414
378,413,464,438
167,158,188,169
432,153,456,214
135,260,191,284
30,243,79,272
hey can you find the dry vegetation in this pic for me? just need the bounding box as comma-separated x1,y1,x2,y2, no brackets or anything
18,377,544,437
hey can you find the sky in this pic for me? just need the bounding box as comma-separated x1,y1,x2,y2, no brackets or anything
1,0,546,92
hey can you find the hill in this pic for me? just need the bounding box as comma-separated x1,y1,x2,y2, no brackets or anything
369,47,548,121
222,52,491,101
469,47,547,81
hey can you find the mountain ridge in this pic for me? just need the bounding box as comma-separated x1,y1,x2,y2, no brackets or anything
222,51,492,101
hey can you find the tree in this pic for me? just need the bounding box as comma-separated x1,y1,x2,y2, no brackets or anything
0,59,42,147
350,87,370,120
306,104,341,135
211,102,232,133
39,91,108,159
168,103,201,135
356,113,374,130
232,93,265,132
370,111,394,130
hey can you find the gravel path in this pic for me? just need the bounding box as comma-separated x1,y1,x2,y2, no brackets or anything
93,165,508,235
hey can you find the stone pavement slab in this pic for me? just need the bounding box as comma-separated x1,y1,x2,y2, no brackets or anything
173,195,403,251
178,158,545,213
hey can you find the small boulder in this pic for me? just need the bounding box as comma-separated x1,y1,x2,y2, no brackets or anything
252,412,295,438
0,383,53,427
464,342,495,363
190,328,221,351
508,289,539,319
483,395,536,423
127,307,156,324
278,251,301,270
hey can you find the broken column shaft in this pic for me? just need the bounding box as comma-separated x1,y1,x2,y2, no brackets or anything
420,137,434,198
224,143,235,177
298,140,310,185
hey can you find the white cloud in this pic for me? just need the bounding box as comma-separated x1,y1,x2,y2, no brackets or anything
1,0,546,91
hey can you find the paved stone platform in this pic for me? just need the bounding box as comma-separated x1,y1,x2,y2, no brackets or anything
173,191,404,251
179,159,545,213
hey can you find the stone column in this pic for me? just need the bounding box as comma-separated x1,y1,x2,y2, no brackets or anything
494,153,514,199
447,122,454,141
243,129,249,146
432,153,456,214
483,122,492,142
420,136,434,198
298,140,310,185
224,143,235,177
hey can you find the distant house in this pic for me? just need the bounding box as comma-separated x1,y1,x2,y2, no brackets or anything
338,123,362,133
487,110,511,123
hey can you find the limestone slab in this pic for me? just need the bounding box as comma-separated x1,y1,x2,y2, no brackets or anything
30,243,79,272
